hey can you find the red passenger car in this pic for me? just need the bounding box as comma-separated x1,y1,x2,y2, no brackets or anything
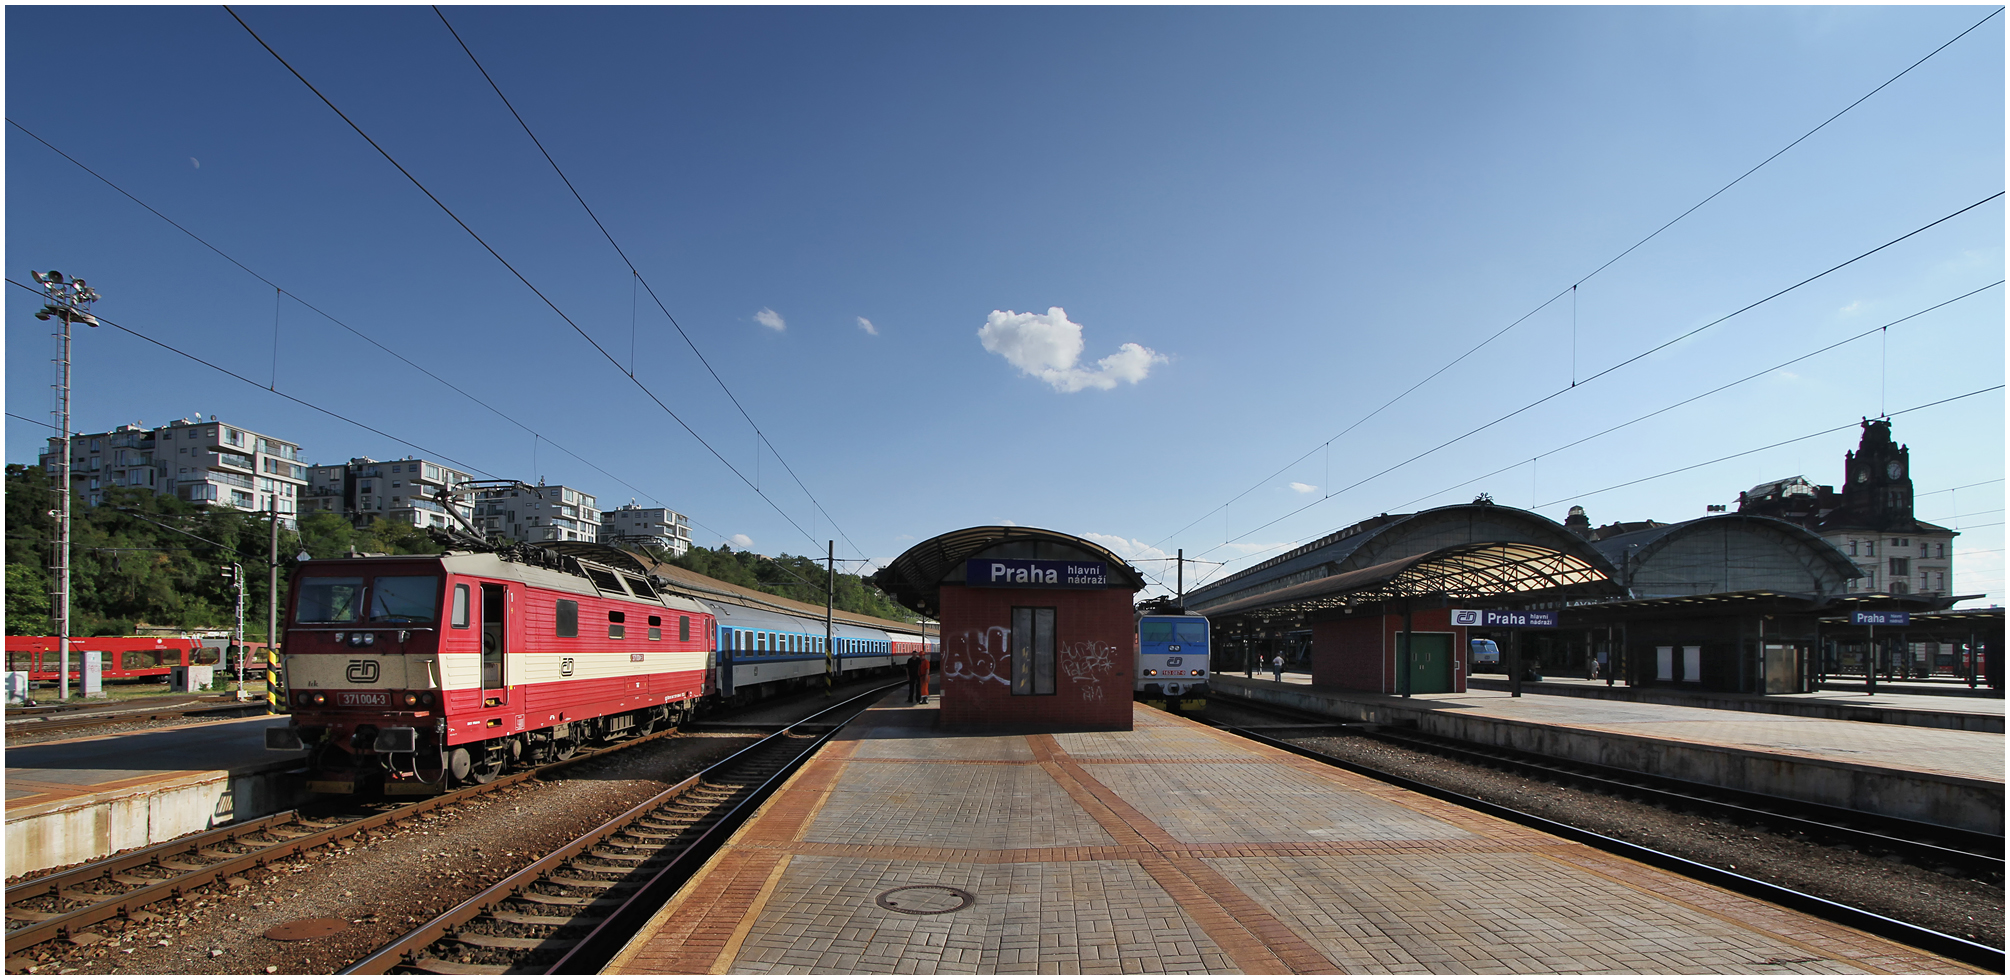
269,548,713,793
4,635,214,683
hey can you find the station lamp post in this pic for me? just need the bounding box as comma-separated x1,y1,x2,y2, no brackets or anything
34,271,99,702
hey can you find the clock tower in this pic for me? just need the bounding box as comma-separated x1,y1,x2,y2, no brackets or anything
1839,418,1913,526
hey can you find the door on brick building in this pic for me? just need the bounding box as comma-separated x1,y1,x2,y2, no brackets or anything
1398,633,1453,694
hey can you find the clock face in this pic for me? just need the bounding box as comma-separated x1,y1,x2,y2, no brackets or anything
1857,471,1869,484
1886,461,1903,480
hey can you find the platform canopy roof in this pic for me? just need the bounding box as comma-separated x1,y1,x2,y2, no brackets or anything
1195,540,1622,620
872,525,1146,617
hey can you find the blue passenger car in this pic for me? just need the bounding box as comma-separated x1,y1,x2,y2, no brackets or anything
1136,613,1210,713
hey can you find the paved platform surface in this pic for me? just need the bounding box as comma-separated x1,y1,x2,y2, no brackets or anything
606,697,1977,975
1232,675,2003,785
1465,675,2004,731
5,714,301,812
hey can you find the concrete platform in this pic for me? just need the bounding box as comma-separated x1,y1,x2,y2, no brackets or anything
1463,675,2005,733
1216,675,2004,835
605,698,1978,975
4,714,308,877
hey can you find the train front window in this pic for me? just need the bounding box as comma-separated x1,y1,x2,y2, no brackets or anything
1174,622,1208,644
1140,621,1173,644
297,576,365,623
369,576,440,623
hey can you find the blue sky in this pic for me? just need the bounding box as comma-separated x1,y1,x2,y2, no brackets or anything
7,6,2003,604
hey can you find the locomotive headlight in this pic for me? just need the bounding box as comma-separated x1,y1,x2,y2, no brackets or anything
420,692,435,706
311,692,327,705
332,632,345,643
1144,669,1157,676
361,632,376,646
402,693,419,707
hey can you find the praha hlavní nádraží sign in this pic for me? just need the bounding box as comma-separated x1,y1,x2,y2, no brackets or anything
966,559,1109,588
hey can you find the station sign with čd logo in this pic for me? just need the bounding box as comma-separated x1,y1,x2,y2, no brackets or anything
1451,609,1559,628
1851,610,1911,626
966,559,1109,588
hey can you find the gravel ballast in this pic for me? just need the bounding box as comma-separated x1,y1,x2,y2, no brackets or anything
7,731,757,976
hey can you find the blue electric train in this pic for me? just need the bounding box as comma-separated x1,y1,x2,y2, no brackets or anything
1136,611,1210,713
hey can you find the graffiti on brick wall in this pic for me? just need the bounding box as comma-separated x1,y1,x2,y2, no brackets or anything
1061,640,1118,701
945,626,1013,686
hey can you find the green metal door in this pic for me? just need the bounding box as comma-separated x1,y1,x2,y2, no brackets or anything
1399,633,1454,694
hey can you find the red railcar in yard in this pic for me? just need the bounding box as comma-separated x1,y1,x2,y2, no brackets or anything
4,635,215,682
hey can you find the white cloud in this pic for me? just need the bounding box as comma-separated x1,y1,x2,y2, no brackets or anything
754,308,786,331
1288,482,1318,494
1839,300,1862,315
189,157,200,169
856,316,878,336
728,533,754,548
977,307,1166,393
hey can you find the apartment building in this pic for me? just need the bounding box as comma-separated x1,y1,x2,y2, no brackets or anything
299,456,478,532
42,417,306,524
473,484,601,544
599,503,692,556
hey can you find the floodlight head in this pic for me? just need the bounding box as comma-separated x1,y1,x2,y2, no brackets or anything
45,271,64,283
31,271,48,284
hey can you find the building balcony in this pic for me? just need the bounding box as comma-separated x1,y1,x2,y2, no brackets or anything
203,470,256,490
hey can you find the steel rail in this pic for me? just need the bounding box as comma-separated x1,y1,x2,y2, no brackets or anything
5,702,269,737
340,682,898,975
3,724,685,955
1208,691,2004,869
1225,724,2005,973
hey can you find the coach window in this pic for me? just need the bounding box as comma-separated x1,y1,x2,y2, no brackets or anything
680,616,691,642
1010,607,1056,696
451,584,471,629
647,615,662,642
556,600,579,638
609,610,626,640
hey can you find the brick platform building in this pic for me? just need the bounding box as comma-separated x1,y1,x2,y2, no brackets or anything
874,527,1145,731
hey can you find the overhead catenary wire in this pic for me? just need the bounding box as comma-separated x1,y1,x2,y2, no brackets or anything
428,8,866,566
4,276,759,556
1191,385,2007,587
5,278,495,479
223,8,829,553
1186,192,2004,561
1387,280,2004,512
1151,7,2005,552
1535,385,2005,509
4,117,666,517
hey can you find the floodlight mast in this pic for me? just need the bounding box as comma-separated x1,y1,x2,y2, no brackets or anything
34,271,100,702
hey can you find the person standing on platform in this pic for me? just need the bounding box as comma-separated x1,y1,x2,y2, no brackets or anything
1271,654,1284,683
905,653,924,703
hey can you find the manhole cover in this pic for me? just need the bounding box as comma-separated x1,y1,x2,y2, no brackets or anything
263,918,349,941
875,885,974,915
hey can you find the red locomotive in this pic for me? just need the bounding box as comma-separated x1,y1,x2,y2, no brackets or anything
4,635,216,683
267,547,712,794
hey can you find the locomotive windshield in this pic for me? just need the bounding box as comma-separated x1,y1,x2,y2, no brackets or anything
296,576,365,623
1140,621,1173,643
368,575,440,623
1174,622,1208,643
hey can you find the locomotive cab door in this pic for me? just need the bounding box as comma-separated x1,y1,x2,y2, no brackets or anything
480,583,508,708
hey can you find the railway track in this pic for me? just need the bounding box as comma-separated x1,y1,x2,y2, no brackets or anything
1211,714,2005,972
3,723,689,957
4,698,269,738
341,683,895,975
1209,692,2004,877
